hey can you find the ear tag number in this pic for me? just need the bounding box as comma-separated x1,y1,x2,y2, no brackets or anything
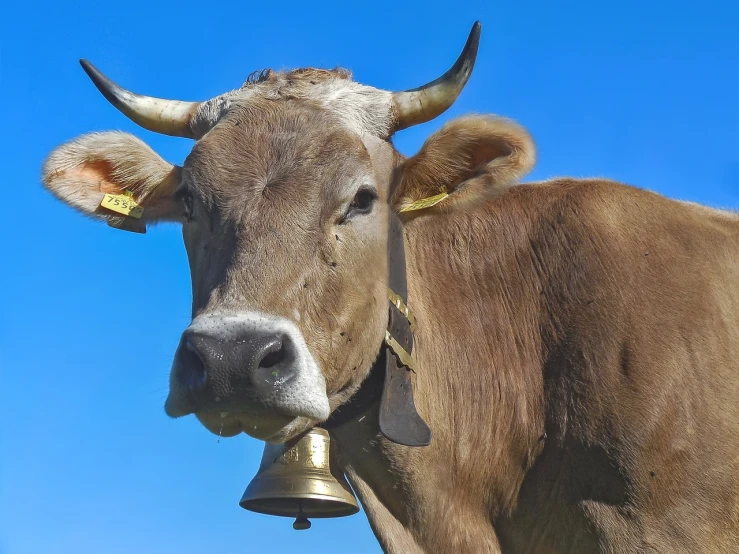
399,188,449,213
100,191,144,219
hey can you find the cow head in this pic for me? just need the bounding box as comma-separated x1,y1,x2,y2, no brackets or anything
42,23,535,443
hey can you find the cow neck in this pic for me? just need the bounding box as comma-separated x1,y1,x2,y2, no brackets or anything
322,212,432,447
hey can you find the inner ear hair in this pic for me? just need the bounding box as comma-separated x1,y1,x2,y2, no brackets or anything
392,115,536,214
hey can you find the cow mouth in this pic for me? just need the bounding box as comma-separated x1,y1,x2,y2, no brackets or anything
195,410,303,442
165,392,319,442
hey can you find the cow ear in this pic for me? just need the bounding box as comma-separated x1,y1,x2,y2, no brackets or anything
42,132,183,231
391,116,535,217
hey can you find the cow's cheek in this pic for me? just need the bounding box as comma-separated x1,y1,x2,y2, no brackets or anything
333,302,387,394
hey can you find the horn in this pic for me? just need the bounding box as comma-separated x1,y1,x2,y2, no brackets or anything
239,427,359,530
392,21,481,131
79,59,200,139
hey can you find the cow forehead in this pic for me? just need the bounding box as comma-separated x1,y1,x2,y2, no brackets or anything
191,67,396,138
184,100,378,218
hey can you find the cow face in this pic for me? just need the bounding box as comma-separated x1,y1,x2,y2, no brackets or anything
41,24,535,443
169,97,395,442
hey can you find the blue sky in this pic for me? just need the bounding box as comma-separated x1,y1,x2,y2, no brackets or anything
1,1,737,553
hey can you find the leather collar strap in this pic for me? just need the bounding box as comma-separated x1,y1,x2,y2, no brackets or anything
322,212,432,447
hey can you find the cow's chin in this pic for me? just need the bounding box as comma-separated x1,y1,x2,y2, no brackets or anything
195,411,316,443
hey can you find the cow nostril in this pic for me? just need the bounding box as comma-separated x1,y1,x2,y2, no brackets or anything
179,338,207,390
251,334,296,389
258,337,289,370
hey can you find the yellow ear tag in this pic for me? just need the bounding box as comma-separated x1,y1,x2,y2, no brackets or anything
100,191,144,219
399,188,449,213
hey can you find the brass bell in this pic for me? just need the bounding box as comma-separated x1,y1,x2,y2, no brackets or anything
239,427,359,530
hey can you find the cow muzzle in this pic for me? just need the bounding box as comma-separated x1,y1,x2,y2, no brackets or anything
164,311,331,440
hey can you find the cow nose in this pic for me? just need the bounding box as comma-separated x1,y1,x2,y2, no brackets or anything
171,328,298,409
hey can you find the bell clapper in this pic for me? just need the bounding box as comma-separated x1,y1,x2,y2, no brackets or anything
293,502,311,531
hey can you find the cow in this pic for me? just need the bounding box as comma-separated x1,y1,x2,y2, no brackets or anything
41,22,739,553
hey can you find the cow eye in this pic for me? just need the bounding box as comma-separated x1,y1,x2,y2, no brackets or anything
346,187,377,218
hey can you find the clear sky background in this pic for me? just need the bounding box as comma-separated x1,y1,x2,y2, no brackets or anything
1,1,737,553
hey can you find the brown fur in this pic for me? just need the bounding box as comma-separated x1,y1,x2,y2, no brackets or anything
42,67,739,553
336,179,739,553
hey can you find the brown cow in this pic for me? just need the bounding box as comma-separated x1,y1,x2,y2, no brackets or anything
42,23,739,553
